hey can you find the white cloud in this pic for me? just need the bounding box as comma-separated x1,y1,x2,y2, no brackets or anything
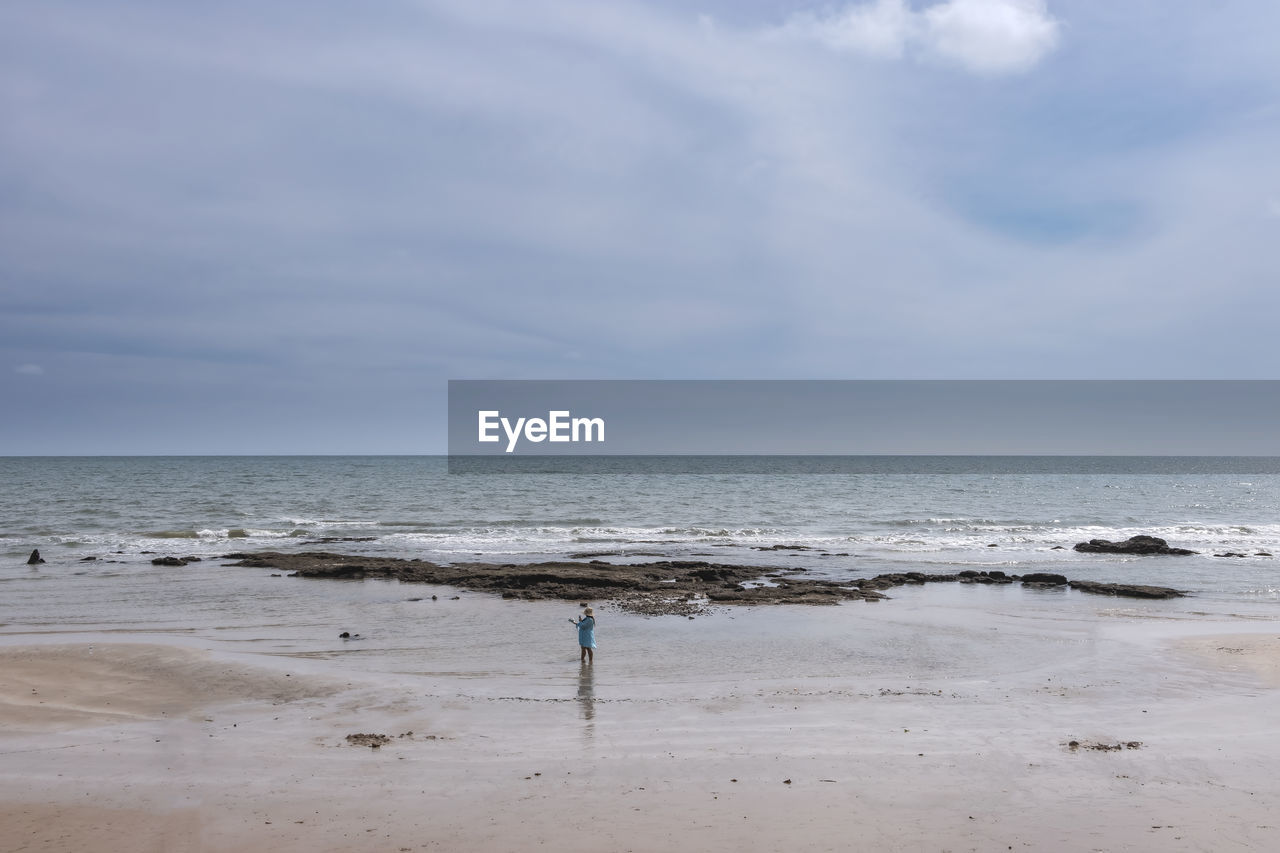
783,0,916,59
923,0,1060,74
14,363,45,375
781,0,1060,75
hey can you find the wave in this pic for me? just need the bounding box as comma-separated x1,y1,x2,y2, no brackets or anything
379,520,444,528
884,517,1005,527
142,527,297,541
278,518,381,528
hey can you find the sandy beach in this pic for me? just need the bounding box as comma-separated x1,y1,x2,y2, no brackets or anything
3,607,1279,852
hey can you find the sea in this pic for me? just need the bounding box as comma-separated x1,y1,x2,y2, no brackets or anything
2,454,1279,701
3,453,1280,599
4,455,1280,592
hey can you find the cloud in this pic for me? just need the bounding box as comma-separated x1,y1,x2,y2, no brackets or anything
0,0,1278,452
782,0,917,59
14,363,44,375
923,0,1061,73
781,0,1060,74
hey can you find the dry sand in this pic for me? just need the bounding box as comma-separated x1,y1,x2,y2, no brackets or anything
1177,632,1280,688
3,636,1280,852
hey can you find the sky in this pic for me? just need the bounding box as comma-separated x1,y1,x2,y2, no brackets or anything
2,0,1279,454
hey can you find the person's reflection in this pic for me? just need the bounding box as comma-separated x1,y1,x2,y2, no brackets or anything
577,661,596,725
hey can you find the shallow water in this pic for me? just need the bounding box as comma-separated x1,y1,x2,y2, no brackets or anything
2,552,1271,710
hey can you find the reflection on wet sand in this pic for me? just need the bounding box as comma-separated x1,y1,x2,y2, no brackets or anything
577,662,595,725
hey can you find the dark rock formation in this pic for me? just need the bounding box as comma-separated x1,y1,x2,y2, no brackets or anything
26,549,45,565
224,551,1185,613
151,556,188,566
1068,580,1184,599
958,570,1013,584
1021,573,1068,585
1073,535,1197,555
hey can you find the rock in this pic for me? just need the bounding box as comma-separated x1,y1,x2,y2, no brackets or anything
224,551,1184,616
151,556,188,566
1257,552,1273,557
1068,580,1183,599
1073,535,1197,555
26,549,45,565
339,632,351,638
1021,573,1068,585
1050,545,1065,550
958,570,1014,585
1068,739,1143,751
345,733,391,749
79,556,97,561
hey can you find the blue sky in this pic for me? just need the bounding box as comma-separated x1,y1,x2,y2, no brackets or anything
2,1,1279,453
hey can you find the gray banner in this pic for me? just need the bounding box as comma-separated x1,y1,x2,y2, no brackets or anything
447,380,1280,472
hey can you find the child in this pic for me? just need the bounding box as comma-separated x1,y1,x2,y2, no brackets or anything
570,607,596,664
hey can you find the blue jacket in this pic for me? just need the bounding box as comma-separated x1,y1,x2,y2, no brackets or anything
575,616,597,648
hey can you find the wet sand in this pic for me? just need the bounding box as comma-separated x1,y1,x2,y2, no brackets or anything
3,619,1280,852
